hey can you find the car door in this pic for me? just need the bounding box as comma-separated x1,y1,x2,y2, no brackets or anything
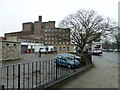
61,59,68,66
58,58,67,66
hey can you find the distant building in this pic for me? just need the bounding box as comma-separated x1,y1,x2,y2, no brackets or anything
5,16,70,45
5,36,44,53
5,16,73,53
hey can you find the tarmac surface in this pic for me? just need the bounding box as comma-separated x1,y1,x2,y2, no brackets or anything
58,55,118,88
2,53,57,66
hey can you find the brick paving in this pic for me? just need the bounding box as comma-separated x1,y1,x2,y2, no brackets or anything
58,55,118,88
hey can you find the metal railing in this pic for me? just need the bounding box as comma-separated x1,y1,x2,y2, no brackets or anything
0,56,93,90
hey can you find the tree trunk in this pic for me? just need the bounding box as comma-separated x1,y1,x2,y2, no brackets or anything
80,48,86,66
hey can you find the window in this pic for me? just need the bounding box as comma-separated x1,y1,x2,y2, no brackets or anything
52,42,54,44
45,38,47,40
35,41,39,43
66,42,69,44
54,47,57,51
48,38,51,40
63,47,66,51
49,29,51,32
45,33,48,36
67,47,69,51
59,42,61,44
28,41,31,43
52,29,54,32
95,45,101,48
60,47,62,51
52,38,54,40
45,42,47,44
48,42,51,44
48,34,51,36
31,41,34,43
52,34,54,36
55,42,58,44
45,29,48,32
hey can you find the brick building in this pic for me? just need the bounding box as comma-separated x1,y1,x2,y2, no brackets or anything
5,16,70,45
5,16,74,53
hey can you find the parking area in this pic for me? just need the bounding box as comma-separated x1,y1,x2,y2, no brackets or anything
2,53,57,66
1,53,90,89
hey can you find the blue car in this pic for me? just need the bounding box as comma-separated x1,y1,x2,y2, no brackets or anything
55,53,80,68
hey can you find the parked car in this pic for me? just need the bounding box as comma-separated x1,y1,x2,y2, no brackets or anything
57,53,81,60
25,49,30,53
55,53,80,68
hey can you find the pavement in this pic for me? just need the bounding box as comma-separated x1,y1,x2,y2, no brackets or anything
57,55,118,88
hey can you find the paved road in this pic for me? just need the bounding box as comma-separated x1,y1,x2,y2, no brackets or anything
58,55,118,88
102,52,119,62
2,52,119,66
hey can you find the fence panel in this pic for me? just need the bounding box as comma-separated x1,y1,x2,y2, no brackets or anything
0,57,92,89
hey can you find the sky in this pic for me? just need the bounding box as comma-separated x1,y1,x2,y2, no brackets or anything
0,0,119,37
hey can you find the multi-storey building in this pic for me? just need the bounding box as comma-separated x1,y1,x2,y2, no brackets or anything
5,16,73,53
43,28,70,45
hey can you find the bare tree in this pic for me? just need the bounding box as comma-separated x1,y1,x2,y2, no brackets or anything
59,9,115,65
114,27,120,51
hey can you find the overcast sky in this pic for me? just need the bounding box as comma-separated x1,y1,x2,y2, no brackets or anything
0,0,119,37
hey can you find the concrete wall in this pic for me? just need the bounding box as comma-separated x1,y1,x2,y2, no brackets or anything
0,41,21,61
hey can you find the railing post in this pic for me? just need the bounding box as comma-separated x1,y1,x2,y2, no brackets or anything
55,59,58,80
74,56,75,72
18,64,20,90
0,66,2,89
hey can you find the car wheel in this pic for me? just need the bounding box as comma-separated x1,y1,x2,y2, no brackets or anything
68,65,71,68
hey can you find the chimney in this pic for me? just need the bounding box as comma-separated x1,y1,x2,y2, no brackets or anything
39,16,42,22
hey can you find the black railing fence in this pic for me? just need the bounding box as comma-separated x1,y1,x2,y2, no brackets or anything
0,55,93,90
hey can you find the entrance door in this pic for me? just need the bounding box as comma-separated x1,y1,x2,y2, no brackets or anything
54,47,57,51
21,45,28,53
